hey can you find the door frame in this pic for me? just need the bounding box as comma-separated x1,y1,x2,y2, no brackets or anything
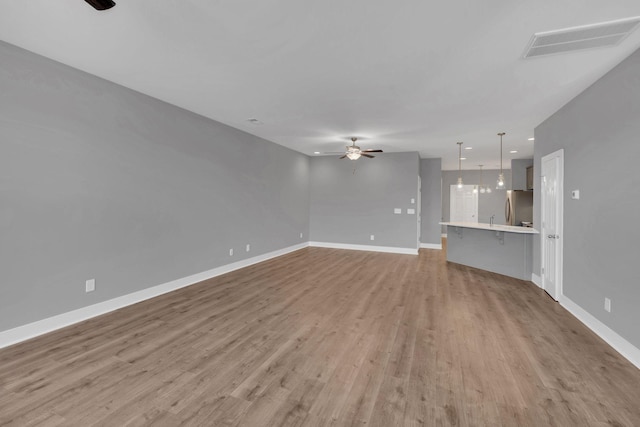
540,149,564,301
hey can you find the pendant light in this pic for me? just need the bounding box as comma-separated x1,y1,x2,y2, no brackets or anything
496,132,506,190
456,142,464,190
478,165,491,194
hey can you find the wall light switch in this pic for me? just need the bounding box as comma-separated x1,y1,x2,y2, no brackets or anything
300,232,303,239
370,235,375,241
571,190,580,200
407,208,415,215
85,279,95,293
246,244,250,252
229,248,234,256
394,208,402,214
410,198,415,204
604,297,611,312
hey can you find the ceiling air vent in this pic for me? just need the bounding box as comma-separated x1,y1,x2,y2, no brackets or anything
523,17,640,58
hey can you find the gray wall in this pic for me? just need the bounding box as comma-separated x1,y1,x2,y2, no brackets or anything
442,169,512,231
309,152,420,249
419,158,442,246
511,158,533,191
533,47,640,349
0,41,310,332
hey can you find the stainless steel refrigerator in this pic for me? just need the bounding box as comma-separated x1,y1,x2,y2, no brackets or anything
505,190,533,226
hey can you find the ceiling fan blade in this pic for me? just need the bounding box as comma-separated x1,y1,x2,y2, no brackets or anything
362,149,383,152
360,153,375,158
339,154,347,159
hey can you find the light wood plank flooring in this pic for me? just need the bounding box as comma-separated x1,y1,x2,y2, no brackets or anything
1,246,640,426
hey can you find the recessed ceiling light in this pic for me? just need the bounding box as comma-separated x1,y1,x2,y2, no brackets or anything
313,151,320,154
460,157,467,160
510,150,518,153
528,137,535,141
465,147,473,150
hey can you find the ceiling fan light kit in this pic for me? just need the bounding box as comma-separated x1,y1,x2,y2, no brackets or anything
334,137,383,160
84,0,116,11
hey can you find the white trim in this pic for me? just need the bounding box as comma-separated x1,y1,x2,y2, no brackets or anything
441,233,448,238
420,243,442,250
0,243,308,349
531,273,542,288
308,241,418,255
560,295,640,370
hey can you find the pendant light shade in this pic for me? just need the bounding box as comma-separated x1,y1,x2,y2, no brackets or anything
456,142,464,190
478,165,491,194
496,132,506,190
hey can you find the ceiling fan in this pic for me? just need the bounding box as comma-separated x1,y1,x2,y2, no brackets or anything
326,137,383,160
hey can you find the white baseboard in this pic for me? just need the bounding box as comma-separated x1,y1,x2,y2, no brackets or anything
308,241,418,255
0,243,309,349
531,273,542,288
419,243,442,250
560,295,640,370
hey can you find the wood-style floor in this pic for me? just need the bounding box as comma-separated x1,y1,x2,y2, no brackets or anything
1,245,640,426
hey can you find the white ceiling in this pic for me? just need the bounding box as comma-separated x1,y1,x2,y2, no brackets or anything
2,1,640,170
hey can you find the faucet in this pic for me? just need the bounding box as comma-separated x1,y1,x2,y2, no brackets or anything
490,214,495,226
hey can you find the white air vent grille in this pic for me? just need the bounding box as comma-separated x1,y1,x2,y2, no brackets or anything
524,17,640,58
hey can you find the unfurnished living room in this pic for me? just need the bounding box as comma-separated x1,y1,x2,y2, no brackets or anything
2,1,640,426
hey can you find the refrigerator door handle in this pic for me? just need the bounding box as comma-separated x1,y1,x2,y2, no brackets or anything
505,198,511,224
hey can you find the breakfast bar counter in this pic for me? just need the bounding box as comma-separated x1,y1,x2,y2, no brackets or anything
440,222,539,281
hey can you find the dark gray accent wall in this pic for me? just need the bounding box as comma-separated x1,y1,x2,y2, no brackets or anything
0,41,310,332
441,169,512,230
511,158,533,191
419,158,442,246
309,153,420,249
533,47,640,349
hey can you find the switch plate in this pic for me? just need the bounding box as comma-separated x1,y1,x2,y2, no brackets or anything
394,208,402,214
410,198,415,204
407,208,415,215
246,244,250,252
604,297,611,312
300,232,303,239
229,248,234,256
370,235,375,241
571,190,580,200
85,279,95,293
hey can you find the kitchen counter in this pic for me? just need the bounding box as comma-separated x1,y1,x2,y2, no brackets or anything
440,221,539,234
441,222,535,281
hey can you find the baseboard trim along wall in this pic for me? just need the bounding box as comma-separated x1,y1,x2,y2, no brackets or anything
560,295,640,370
0,243,309,349
308,241,418,255
531,273,542,288
419,243,442,250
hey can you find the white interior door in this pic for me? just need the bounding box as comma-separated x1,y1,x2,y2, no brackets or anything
540,149,564,301
450,185,478,223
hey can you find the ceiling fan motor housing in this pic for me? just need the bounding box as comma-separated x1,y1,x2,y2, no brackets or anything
85,0,116,10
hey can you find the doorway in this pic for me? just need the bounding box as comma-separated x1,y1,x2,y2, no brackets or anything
450,185,478,223
540,149,564,301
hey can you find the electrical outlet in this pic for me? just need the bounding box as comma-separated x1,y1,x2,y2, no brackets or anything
300,232,303,239
246,244,250,252
370,235,375,241
410,198,415,204
85,279,95,293
229,248,234,256
604,297,611,312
